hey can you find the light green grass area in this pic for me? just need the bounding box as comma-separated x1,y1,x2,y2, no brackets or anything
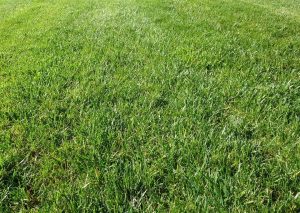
0,0,300,211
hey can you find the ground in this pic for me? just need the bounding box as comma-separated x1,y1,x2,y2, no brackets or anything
0,0,300,212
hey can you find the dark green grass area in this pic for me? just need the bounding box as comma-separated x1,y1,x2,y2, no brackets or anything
1,0,300,211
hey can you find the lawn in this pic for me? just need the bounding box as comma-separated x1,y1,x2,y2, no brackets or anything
0,0,300,211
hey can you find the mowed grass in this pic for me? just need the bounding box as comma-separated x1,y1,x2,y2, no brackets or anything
0,0,300,211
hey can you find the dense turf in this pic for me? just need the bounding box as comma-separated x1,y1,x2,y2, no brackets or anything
0,0,300,211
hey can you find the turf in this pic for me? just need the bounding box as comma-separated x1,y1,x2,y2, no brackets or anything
0,0,300,211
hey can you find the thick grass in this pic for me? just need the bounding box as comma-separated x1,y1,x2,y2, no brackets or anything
0,0,300,211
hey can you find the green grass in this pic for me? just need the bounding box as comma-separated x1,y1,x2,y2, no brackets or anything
0,0,300,211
